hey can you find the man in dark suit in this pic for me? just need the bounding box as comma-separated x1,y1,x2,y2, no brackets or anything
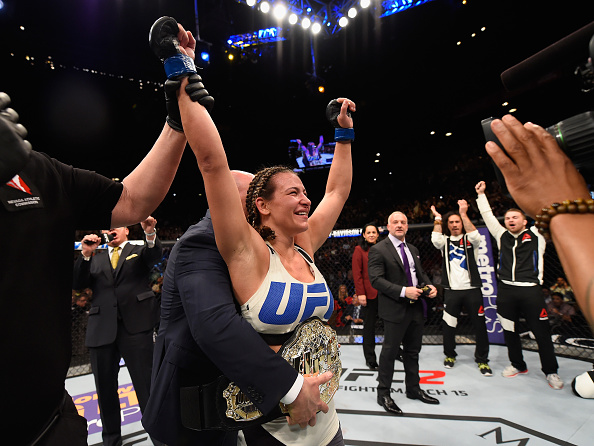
368,211,440,415
73,216,162,446
142,171,332,446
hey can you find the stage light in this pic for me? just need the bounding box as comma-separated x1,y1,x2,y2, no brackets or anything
361,0,371,8
289,13,298,25
302,17,311,29
312,22,321,34
246,0,256,6
228,53,235,61
339,17,348,27
0,1,4,10
348,8,357,18
318,85,325,93
260,1,270,13
273,4,287,20
195,40,212,68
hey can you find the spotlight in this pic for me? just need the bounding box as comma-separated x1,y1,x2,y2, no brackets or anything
348,8,357,18
246,0,256,6
312,22,322,34
273,4,287,20
289,13,298,25
318,85,325,93
260,1,270,13
302,17,311,29
360,0,371,8
339,17,348,27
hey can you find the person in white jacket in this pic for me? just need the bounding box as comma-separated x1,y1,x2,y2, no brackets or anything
431,199,491,376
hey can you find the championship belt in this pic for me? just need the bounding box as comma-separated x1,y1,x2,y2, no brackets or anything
223,316,341,423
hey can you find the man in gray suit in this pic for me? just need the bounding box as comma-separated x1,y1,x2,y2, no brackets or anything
368,211,439,415
73,216,162,446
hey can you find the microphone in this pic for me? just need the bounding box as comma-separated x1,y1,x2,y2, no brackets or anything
500,20,594,92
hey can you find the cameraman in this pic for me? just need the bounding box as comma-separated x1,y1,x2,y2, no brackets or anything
484,114,594,331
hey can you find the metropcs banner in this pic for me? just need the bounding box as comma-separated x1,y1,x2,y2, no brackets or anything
477,227,504,344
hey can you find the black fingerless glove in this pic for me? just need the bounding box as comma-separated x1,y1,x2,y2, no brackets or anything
326,99,354,142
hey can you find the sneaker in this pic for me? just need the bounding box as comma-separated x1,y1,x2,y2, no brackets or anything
546,373,564,390
501,365,528,378
444,357,456,368
478,363,493,376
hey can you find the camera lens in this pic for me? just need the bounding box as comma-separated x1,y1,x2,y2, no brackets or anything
547,111,594,169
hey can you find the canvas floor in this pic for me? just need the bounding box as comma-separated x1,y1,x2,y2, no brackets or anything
65,344,594,446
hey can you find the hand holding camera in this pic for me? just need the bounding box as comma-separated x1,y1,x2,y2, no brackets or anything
484,116,591,219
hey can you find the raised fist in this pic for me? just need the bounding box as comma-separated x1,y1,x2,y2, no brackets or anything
149,16,183,62
475,181,486,195
0,92,32,183
149,16,197,79
326,98,354,128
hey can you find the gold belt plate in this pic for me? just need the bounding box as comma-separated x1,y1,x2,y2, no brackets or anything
223,317,341,422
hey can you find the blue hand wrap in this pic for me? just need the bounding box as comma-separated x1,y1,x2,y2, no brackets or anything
164,54,197,79
334,128,355,142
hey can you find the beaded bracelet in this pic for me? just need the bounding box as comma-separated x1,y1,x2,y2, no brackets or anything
535,198,594,240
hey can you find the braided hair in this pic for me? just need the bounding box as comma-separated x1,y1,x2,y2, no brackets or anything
246,165,295,241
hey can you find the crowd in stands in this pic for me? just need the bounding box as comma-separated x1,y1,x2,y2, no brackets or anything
69,153,594,368
73,152,518,243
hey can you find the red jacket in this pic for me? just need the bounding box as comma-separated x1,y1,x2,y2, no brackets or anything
352,245,378,300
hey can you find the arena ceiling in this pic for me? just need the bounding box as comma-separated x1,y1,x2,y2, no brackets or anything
1,0,593,217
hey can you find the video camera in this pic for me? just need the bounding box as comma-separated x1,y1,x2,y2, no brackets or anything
483,21,594,195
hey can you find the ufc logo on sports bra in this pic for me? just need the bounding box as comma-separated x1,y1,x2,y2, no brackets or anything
259,282,334,325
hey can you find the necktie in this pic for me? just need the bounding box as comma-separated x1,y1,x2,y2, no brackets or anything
111,247,120,269
399,243,414,286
